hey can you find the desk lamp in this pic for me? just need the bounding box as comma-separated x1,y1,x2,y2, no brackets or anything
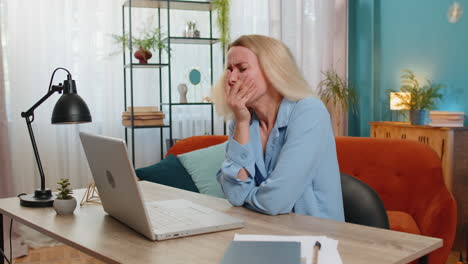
19,67,91,207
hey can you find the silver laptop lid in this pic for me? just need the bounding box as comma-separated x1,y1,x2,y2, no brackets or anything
79,132,156,240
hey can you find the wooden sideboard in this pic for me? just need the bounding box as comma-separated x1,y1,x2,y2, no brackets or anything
369,121,468,250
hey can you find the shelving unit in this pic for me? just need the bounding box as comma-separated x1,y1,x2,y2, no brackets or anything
122,0,223,167
124,63,169,68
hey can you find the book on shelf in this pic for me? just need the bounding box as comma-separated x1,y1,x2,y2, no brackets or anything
122,112,165,119
428,121,464,127
429,111,464,115
429,111,465,119
122,119,165,127
122,111,164,116
428,111,465,127
122,115,165,120
126,106,159,112
430,116,465,121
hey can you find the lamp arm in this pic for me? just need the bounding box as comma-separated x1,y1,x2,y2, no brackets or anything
20,86,63,191
19,67,70,192
21,85,63,118
24,116,47,190
22,67,71,117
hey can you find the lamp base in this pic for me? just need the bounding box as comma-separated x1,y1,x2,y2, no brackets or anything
19,189,55,207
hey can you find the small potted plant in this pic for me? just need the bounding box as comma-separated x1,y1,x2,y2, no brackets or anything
113,28,168,64
317,68,359,135
53,178,77,215
388,69,444,125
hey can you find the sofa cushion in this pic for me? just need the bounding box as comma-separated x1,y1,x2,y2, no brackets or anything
178,142,227,198
387,210,421,235
166,135,228,157
135,154,199,193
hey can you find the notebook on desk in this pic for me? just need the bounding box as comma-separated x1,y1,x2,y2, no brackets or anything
221,241,301,264
79,132,244,241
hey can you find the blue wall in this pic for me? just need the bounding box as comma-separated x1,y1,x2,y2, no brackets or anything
348,0,468,137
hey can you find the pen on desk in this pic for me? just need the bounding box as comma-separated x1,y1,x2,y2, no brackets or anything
312,241,321,264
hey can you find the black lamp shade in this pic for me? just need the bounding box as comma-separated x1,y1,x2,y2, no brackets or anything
51,80,91,124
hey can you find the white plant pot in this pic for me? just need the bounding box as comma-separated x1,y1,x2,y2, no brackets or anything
53,197,77,215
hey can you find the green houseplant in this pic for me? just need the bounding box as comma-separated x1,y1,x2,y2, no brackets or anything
212,0,230,50
389,69,444,125
53,178,77,215
317,69,359,135
113,28,168,64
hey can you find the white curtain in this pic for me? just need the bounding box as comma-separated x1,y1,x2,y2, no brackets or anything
230,0,270,39
0,0,28,258
3,0,223,249
4,0,123,195
269,0,348,135
3,0,227,198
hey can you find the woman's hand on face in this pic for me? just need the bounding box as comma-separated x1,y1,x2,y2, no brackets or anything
225,74,256,123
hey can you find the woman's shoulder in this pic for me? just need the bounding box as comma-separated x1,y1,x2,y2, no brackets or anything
290,96,329,117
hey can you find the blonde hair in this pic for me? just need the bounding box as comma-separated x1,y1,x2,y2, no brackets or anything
211,34,317,119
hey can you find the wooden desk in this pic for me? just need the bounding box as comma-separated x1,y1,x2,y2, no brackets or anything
1,181,442,264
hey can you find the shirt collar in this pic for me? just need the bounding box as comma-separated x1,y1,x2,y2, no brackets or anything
276,98,296,128
250,97,296,129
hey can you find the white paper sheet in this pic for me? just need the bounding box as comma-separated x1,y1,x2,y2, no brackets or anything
233,234,342,264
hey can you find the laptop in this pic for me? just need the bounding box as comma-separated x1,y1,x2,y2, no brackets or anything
79,132,244,241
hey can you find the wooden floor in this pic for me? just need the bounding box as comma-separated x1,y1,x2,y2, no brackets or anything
447,250,462,263
13,245,105,264
11,245,462,264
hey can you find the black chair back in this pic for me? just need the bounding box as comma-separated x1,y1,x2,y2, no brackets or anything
340,173,390,229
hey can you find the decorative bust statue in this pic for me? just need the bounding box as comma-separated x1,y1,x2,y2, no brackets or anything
178,83,188,103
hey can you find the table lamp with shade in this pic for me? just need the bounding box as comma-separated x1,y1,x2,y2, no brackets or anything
19,67,92,207
390,92,411,122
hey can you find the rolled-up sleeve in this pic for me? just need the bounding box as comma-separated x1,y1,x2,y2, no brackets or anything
217,122,256,206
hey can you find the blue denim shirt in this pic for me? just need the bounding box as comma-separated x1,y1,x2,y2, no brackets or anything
216,97,345,221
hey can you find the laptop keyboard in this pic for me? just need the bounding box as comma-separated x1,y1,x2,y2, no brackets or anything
147,204,194,229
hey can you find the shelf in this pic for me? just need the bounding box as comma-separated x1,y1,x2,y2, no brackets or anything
167,37,220,45
124,124,171,129
125,63,169,68
123,0,214,11
161,102,212,105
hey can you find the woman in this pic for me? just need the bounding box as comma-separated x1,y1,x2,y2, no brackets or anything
212,35,344,221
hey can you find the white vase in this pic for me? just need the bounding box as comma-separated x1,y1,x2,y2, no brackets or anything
53,197,77,215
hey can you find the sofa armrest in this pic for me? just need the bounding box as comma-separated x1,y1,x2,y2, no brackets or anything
414,188,457,264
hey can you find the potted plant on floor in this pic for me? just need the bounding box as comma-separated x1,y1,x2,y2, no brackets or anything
53,178,77,215
388,69,444,125
113,28,168,64
317,68,359,136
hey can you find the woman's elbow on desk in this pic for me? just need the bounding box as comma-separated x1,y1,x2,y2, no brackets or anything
217,175,249,207
226,196,245,207
244,202,290,216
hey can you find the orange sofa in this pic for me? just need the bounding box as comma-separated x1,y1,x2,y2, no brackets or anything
166,135,457,264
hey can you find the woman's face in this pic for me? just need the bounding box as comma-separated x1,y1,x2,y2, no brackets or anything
226,46,268,105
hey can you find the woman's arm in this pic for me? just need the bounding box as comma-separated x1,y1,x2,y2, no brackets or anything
218,73,257,186
232,120,250,181
217,121,257,205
